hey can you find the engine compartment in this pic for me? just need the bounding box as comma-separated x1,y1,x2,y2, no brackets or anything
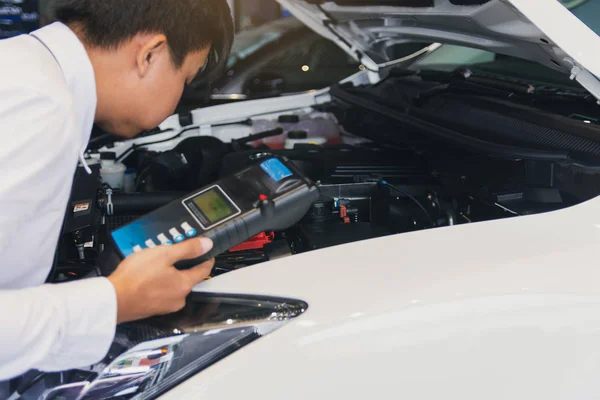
52,95,595,283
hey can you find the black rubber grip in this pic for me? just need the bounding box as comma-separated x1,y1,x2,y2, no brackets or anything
174,217,249,269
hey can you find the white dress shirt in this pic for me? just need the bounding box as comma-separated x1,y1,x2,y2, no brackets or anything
0,22,117,380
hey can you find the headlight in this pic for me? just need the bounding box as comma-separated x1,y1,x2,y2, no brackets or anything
39,293,307,400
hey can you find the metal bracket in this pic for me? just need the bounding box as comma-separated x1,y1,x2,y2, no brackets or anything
565,57,600,105
106,189,114,216
314,91,332,105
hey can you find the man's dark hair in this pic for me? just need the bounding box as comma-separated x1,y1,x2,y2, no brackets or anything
51,0,234,79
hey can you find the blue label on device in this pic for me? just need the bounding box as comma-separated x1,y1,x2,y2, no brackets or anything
261,159,293,182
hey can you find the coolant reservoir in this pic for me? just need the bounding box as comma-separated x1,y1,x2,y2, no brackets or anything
100,152,127,190
252,114,341,149
285,130,327,149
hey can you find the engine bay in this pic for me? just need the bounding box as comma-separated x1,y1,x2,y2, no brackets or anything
51,92,597,284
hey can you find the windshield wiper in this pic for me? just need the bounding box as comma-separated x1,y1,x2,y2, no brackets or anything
457,68,536,95
414,68,595,106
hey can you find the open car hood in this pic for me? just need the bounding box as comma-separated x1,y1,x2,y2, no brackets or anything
276,0,600,103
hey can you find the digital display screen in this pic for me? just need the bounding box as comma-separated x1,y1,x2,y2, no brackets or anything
192,188,236,225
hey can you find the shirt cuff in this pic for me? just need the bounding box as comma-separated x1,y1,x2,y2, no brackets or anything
39,277,117,372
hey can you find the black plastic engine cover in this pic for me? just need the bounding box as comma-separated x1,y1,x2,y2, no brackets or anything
220,144,436,186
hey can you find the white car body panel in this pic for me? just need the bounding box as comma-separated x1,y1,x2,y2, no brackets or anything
156,193,600,399
511,0,600,76
96,88,336,158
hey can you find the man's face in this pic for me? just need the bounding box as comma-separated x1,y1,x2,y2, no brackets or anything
95,40,211,138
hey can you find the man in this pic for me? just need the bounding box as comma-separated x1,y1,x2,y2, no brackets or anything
0,0,234,380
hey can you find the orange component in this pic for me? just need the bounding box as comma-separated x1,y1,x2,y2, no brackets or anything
340,205,347,218
340,206,351,224
229,232,275,252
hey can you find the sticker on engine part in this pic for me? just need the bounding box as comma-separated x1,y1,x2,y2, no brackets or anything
74,203,90,213
260,159,292,182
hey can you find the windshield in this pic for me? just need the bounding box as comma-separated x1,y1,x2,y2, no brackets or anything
561,0,600,35
226,18,302,68
411,0,600,90
411,45,584,90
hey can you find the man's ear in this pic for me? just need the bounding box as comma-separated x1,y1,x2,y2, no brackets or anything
136,34,168,78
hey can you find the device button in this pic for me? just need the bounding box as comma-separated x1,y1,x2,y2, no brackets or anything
157,233,173,246
181,222,197,237
145,239,157,248
133,245,143,253
170,228,185,243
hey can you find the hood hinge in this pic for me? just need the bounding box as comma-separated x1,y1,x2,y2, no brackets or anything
565,57,600,106
322,19,380,75
317,2,380,79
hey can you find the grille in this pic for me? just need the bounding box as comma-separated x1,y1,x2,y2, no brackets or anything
106,215,139,231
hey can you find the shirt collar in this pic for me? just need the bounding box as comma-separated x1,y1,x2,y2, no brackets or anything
30,22,97,174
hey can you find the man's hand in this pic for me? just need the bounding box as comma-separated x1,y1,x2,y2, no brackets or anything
108,238,215,324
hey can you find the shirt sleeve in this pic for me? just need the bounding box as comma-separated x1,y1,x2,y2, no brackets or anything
0,277,117,380
0,87,81,286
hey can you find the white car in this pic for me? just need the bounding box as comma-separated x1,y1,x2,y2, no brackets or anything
10,0,600,399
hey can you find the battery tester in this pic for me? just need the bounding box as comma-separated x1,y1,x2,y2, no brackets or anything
111,156,319,269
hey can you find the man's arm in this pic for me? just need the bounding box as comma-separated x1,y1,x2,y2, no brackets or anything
0,238,215,381
0,278,117,380
0,84,215,381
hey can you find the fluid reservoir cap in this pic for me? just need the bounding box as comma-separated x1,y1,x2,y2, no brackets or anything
100,152,117,161
288,130,308,139
278,115,300,123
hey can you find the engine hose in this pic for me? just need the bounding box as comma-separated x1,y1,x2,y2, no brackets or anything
107,192,186,214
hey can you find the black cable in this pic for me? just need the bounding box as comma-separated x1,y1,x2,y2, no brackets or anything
239,127,284,144
109,192,186,214
213,118,253,127
382,180,435,227
140,127,175,137
87,133,112,146
88,128,175,160
137,126,200,146
115,147,135,162
114,120,253,162
115,126,198,162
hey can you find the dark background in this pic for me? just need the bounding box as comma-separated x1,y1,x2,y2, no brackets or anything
0,0,40,39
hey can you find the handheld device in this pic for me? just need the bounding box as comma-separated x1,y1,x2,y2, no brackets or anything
111,156,319,269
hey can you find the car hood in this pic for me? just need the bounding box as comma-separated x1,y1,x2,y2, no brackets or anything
276,0,600,103
162,187,600,399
